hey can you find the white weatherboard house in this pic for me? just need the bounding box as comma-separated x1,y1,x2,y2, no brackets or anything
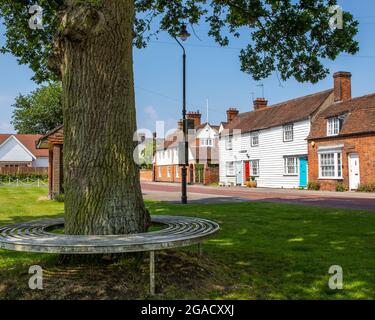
0,134,48,168
219,90,334,188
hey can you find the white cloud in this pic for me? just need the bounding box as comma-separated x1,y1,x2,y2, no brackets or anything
138,105,178,134
144,105,158,120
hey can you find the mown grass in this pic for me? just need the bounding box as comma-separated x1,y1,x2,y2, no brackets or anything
0,187,374,299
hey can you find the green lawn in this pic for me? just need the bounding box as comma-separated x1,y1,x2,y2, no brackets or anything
0,187,374,299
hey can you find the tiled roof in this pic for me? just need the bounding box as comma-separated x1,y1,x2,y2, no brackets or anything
222,90,333,135
192,122,220,131
0,134,48,157
36,125,64,148
308,93,375,139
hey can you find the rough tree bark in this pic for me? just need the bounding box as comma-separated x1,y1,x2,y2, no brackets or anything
55,0,150,235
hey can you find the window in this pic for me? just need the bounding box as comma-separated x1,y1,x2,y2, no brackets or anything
284,157,298,175
201,138,213,147
175,166,179,178
283,124,294,142
225,136,233,150
251,132,259,147
250,160,260,176
319,152,343,179
327,117,342,136
226,162,235,176
158,167,162,178
167,166,171,178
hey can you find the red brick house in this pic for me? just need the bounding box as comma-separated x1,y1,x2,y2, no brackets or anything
36,125,64,198
307,72,375,191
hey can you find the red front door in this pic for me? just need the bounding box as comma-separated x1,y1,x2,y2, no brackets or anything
244,161,250,180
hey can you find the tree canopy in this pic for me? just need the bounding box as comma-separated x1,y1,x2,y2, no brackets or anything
0,0,359,84
12,82,62,134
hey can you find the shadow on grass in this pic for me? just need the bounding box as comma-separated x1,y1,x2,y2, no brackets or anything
145,200,375,299
0,190,374,299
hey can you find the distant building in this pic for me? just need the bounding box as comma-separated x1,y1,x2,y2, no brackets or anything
0,134,48,168
154,111,220,185
36,125,64,198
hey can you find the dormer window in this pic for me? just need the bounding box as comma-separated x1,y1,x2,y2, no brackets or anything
327,117,342,136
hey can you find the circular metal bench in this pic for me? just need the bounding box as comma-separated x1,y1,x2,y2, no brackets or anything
0,215,220,294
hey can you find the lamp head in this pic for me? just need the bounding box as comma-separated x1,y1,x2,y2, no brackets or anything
179,24,191,41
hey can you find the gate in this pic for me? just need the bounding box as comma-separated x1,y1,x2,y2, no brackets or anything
195,164,204,184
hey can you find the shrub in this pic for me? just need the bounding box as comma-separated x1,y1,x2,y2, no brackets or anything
308,181,320,191
357,183,375,193
336,182,347,192
245,179,257,188
0,172,48,183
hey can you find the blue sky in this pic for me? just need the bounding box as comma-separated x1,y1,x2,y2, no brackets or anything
1,0,375,133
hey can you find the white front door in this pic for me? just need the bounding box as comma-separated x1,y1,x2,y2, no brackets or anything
235,161,243,185
348,153,360,190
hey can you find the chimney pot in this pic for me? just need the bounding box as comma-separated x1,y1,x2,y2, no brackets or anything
253,98,268,111
226,108,239,123
186,110,202,127
334,71,352,102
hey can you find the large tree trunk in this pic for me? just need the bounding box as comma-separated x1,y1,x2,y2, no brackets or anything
59,0,150,235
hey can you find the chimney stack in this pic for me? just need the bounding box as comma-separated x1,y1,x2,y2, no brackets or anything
253,98,268,111
334,71,352,102
226,108,239,123
186,111,202,128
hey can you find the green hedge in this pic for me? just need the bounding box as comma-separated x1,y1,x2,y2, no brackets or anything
0,172,48,183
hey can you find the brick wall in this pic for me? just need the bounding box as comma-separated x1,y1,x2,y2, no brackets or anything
52,145,63,195
204,165,219,185
308,134,375,190
140,169,153,182
154,165,193,183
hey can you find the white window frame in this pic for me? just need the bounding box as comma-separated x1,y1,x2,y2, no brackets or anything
167,166,171,178
318,151,343,179
225,136,233,150
284,156,299,175
283,124,294,142
250,132,259,147
327,117,340,136
175,166,179,178
201,138,213,147
226,161,235,176
158,167,162,178
250,160,260,177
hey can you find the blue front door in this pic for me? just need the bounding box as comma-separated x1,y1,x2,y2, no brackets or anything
299,158,307,188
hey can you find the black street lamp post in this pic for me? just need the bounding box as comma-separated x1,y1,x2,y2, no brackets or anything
174,24,190,204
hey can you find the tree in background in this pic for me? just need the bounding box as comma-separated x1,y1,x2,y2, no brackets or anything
139,139,155,170
0,1,359,236
12,82,62,134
